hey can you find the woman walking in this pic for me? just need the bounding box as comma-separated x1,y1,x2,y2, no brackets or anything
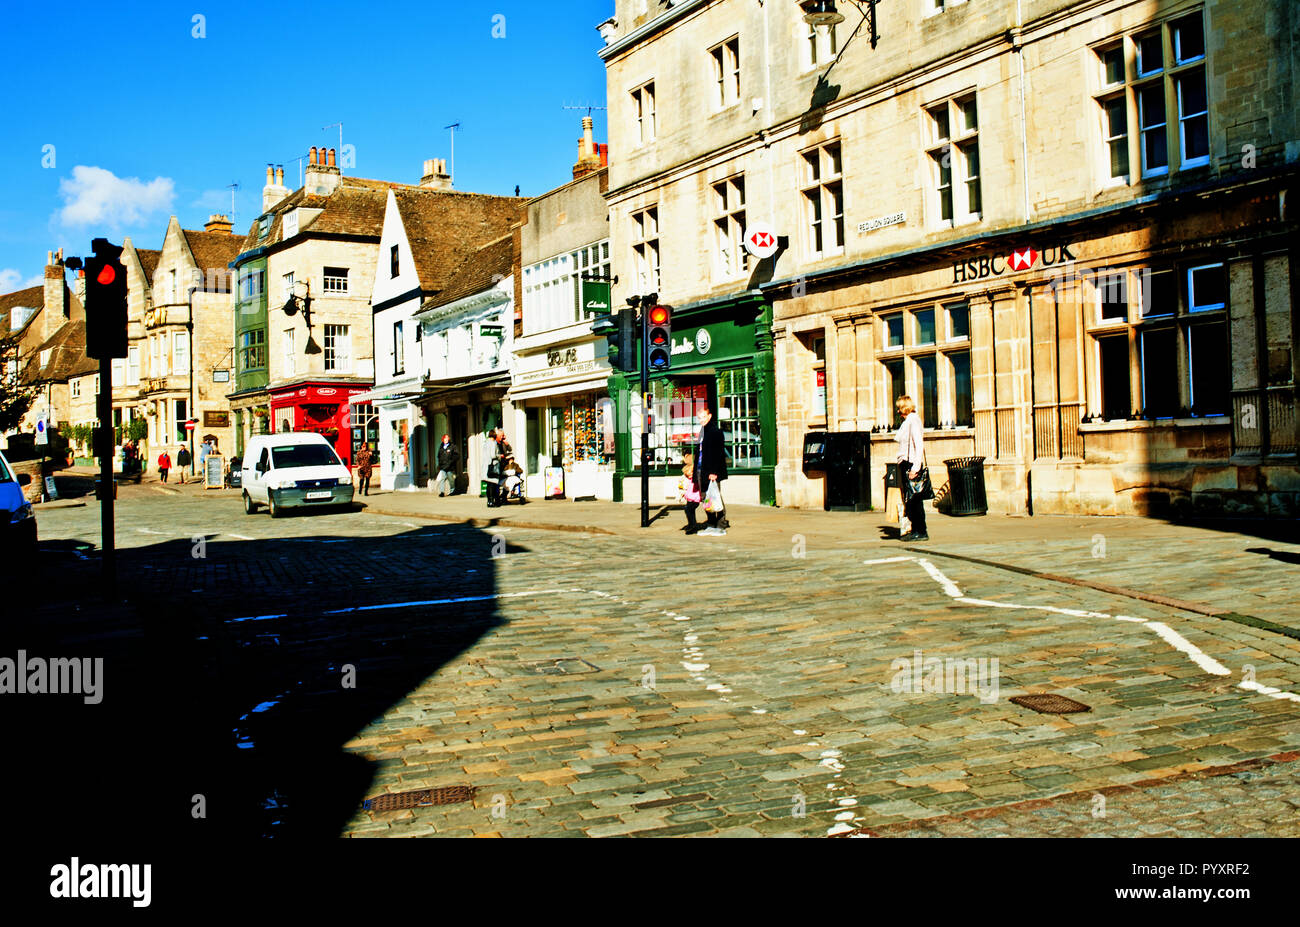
694,405,728,536
895,395,929,542
355,442,375,496
157,450,172,484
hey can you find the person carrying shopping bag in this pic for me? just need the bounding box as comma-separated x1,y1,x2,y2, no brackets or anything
678,457,702,534
895,395,931,542
694,405,729,536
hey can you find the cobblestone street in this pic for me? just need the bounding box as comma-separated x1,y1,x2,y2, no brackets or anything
8,483,1298,841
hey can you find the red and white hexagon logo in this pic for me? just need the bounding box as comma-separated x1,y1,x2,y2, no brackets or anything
1008,247,1039,271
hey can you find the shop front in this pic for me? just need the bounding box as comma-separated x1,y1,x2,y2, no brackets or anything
509,335,615,500
769,177,1296,517
607,293,777,506
350,377,424,491
416,372,510,497
268,382,372,469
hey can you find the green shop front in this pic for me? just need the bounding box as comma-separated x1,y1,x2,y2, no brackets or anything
608,293,776,506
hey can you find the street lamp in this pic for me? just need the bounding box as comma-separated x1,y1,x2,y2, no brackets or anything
800,0,845,27
282,281,322,355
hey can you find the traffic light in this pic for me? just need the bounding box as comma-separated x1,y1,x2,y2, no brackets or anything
646,303,672,372
595,308,638,373
84,238,128,360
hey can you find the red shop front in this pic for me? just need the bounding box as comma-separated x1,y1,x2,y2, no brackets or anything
269,383,371,468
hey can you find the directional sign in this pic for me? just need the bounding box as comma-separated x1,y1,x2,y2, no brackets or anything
744,222,780,259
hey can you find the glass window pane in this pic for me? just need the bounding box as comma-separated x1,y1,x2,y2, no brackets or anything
1173,13,1204,63
884,313,904,348
950,350,972,426
1098,271,1128,321
930,105,949,142
915,309,936,345
1102,45,1125,85
1137,31,1163,75
1141,328,1179,417
947,304,969,339
917,356,939,428
1188,263,1226,310
1141,269,1177,316
885,359,905,426
960,97,978,132
1098,334,1131,420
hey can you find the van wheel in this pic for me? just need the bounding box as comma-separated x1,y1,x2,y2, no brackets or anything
269,494,283,519
243,492,258,515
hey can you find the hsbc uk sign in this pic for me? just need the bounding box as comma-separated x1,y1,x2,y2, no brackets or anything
952,243,1077,284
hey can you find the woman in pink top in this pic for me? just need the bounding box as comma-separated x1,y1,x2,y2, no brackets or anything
895,395,927,541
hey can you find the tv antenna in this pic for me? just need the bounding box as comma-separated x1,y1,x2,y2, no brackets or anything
445,123,461,186
226,182,239,226
323,122,343,174
563,102,607,118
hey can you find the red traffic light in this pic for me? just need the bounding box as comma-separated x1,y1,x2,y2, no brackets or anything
648,305,669,326
96,264,117,285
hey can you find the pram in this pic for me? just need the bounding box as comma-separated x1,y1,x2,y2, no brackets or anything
500,474,527,504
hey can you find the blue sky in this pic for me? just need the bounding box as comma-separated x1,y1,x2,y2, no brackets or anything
0,0,611,291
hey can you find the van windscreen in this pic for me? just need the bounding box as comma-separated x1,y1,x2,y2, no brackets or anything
271,444,342,469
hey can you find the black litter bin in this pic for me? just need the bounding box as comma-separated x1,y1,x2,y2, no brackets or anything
943,456,987,516
803,431,870,512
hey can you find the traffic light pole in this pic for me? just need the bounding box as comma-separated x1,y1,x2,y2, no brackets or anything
96,355,116,599
639,304,650,529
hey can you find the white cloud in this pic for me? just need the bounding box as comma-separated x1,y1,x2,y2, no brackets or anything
57,165,175,228
0,268,44,294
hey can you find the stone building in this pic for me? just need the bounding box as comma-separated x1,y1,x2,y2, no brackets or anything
508,118,617,500
228,153,393,467
359,169,526,492
598,0,1297,517
137,215,242,470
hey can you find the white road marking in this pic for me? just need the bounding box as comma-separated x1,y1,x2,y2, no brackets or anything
1239,680,1300,704
225,533,255,541
918,559,963,598
863,556,915,565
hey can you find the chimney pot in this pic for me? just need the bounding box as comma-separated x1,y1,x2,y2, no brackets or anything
328,148,336,168
276,165,284,186
310,146,318,166
266,164,274,185
47,251,53,265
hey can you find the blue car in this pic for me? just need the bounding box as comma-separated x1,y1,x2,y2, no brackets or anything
0,448,38,564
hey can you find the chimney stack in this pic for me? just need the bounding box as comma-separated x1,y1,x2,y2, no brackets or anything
42,251,68,342
204,214,234,234
263,159,291,212
572,116,607,180
419,157,453,190
304,145,342,196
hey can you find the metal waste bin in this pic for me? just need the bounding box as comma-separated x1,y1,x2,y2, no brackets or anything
803,431,870,512
943,456,987,516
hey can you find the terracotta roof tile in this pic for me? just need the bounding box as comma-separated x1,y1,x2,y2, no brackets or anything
0,285,44,337
393,188,525,293
182,230,242,291
30,319,96,382
423,235,514,311
136,249,162,283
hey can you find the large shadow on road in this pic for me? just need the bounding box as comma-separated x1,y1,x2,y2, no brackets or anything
1,518,521,843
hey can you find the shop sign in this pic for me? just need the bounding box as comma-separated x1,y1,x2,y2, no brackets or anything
203,411,230,428
671,330,712,357
857,211,906,235
667,320,748,364
582,280,611,314
744,222,779,259
814,370,827,418
548,348,578,367
952,243,1078,284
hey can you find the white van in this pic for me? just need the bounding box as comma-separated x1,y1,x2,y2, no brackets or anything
241,432,355,517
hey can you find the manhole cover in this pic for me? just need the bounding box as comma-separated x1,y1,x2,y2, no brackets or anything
520,657,600,675
362,786,476,811
1010,694,1091,714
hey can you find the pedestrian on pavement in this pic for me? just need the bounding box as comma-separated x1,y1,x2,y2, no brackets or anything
198,439,211,474
176,445,192,484
484,427,511,507
157,450,172,483
694,406,728,536
896,395,929,542
434,434,460,497
679,457,702,534
355,442,375,496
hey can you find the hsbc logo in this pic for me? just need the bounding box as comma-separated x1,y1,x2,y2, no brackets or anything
953,243,1076,284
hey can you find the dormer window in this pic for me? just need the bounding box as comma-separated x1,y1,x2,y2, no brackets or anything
257,215,271,241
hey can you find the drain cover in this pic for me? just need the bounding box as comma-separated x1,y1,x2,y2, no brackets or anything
362,786,476,811
520,657,600,675
1010,694,1091,714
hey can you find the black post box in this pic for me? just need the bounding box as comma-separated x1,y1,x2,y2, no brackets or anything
804,431,871,512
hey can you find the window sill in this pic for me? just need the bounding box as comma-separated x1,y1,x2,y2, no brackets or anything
1080,416,1231,432
709,102,741,119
